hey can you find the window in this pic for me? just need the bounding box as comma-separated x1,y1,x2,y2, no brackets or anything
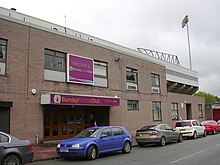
171,103,179,120
151,73,160,93
112,127,124,136
0,39,7,62
0,134,9,143
94,60,108,87
126,68,138,91
198,104,203,118
44,49,66,71
159,125,166,130
152,101,162,121
101,128,112,137
127,100,139,111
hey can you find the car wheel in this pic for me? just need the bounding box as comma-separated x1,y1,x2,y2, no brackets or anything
137,142,145,147
178,134,183,142
86,145,97,160
159,136,166,146
213,129,216,135
192,132,197,139
2,154,21,165
122,141,131,153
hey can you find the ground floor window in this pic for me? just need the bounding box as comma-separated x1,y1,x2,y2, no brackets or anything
152,101,162,121
43,106,109,140
171,103,178,120
198,104,203,118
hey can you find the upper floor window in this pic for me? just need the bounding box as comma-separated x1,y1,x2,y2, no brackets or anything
198,104,203,118
44,49,66,71
0,39,7,62
151,73,160,93
127,100,139,111
171,103,179,120
94,60,108,87
126,67,138,91
152,101,162,121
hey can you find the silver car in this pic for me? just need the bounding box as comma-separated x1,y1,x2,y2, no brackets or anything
136,124,183,146
0,131,34,165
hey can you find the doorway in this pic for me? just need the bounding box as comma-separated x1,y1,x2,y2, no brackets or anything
43,106,109,140
186,104,192,120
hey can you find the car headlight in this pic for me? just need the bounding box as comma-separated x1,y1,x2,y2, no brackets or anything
72,144,80,148
57,144,61,148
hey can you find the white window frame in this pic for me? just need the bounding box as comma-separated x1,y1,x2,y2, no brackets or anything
94,60,108,87
126,67,138,91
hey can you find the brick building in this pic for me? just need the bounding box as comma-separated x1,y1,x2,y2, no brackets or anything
0,7,205,143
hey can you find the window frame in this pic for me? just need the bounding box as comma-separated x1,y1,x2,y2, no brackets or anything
152,101,162,121
126,67,138,91
0,38,7,63
127,100,139,111
44,48,66,72
94,60,108,87
151,73,160,93
171,102,179,120
198,104,203,118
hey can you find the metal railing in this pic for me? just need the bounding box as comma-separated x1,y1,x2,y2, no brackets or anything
136,48,180,65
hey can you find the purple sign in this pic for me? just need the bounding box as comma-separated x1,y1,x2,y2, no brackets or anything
50,94,120,106
67,54,94,85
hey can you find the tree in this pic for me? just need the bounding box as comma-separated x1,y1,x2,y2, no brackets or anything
194,91,220,103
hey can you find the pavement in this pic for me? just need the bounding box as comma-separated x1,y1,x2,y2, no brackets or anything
32,137,137,162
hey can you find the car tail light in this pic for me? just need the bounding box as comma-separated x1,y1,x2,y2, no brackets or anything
151,131,158,135
28,143,33,151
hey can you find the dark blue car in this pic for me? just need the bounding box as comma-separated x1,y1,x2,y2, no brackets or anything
56,126,132,160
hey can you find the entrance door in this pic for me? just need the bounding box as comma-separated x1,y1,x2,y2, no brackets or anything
44,108,104,140
186,104,192,120
0,108,10,133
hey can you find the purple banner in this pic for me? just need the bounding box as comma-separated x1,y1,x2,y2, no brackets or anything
51,94,120,106
67,54,94,85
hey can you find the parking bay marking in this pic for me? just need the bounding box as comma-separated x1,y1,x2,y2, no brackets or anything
169,149,206,164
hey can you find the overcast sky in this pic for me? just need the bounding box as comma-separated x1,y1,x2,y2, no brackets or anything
1,0,220,96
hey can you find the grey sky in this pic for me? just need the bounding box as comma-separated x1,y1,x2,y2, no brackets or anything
1,0,220,96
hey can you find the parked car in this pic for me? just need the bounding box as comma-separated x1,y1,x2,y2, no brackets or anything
201,120,220,134
135,124,183,147
0,131,34,165
175,120,206,139
56,126,132,160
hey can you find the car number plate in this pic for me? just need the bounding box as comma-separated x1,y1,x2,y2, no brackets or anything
140,133,150,136
180,129,186,131
60,149,69,152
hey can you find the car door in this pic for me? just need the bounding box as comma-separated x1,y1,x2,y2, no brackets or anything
111,127,125,150
213,121,220,131
164,124,178,141
158,125,170,141
195,120,203,135
0,133,10,161
98,128,114,152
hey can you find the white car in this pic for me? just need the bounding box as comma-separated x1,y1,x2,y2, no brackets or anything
175,120,206,139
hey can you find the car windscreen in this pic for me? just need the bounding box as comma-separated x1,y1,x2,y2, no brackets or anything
176,122,190,127
139,125,157,131
76,128,101,138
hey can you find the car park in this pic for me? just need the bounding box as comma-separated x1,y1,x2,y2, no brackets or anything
175,120,206,139
135,124,183,147
0,131,34,165
201,120,220,134
56,126,132,160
